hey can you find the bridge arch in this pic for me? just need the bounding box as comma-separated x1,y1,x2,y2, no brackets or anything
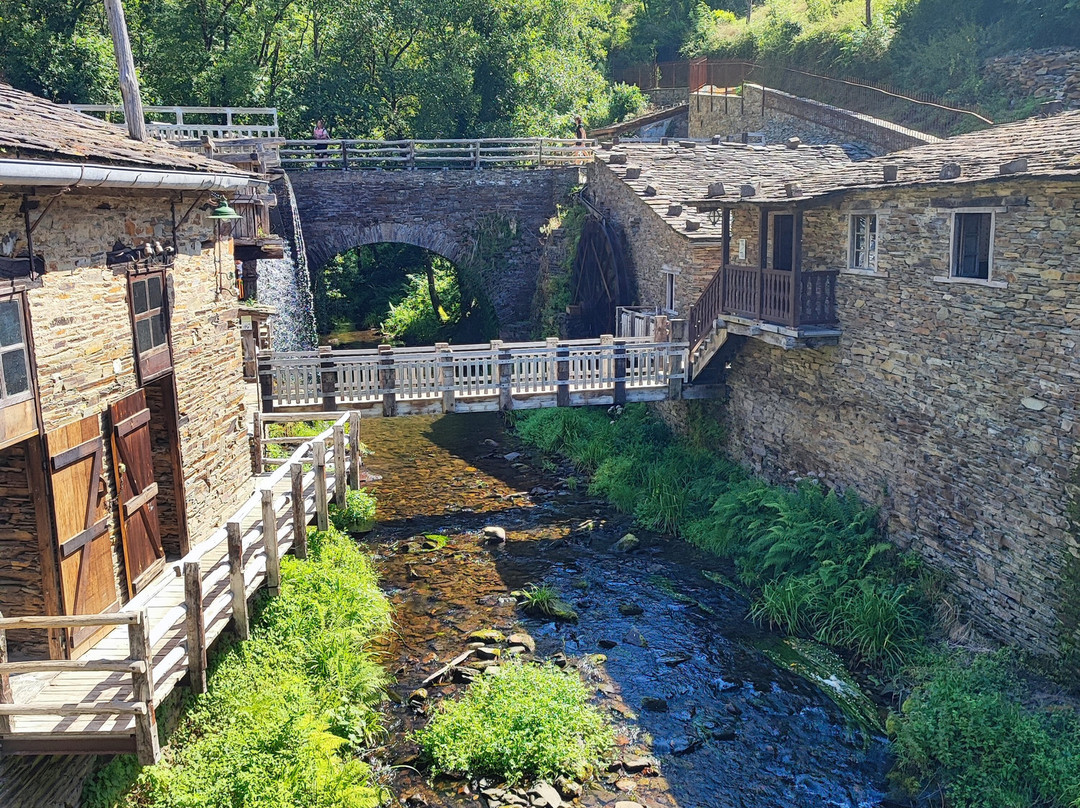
305,222,470,275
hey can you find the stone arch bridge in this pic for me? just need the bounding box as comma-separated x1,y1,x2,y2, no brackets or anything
283,140,583,339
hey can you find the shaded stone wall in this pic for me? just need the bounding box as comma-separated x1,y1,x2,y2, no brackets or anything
585,161,725,317
0,188,251,622
289,167,581,339
721,180,1080,655
689,84,936,156
0,442,46,657
984,48,1080,109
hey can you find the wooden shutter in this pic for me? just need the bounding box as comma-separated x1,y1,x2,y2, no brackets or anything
110,390,166,598
45,415,121,658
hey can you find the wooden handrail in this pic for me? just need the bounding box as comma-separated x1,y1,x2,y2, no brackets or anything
0,612,142,630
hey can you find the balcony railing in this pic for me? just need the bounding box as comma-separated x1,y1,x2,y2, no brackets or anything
720,266,838,330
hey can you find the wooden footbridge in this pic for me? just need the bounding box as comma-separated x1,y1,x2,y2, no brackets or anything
258,336,697,416
0,417,359,762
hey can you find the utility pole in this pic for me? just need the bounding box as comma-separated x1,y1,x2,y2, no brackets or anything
747,0,753,22
865,0,872,27
104,0,147,141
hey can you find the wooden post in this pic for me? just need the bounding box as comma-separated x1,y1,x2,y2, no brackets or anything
258,354,275,413
333,425,347,508
348,411,361,490
436,343,455,413
320,346,337,412
183,562,207,695
556,344,570,408
407,141,416,170
128,611,160,764
227,521,249,641
474,141,481,170
791,209,804,328
613,340,627,405
252,411,263,474
103,0,147,141
341,140,349,171
493,341,512,411
0,612,12,733
261,488,281,596
313,440,329,531
379,345,397,418
290,462,308,559
668,320,687,400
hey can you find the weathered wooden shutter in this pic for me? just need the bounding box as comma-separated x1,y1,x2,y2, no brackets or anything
45,415,121,658
110,390,166,598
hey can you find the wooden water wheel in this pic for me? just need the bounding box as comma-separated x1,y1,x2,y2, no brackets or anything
569,216,633,337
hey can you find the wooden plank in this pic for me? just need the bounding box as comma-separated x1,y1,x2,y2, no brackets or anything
0,613,140,630
0,615,11,733
226,522,248,641
261,489,280,596
332,426,346,509
313,442,328,532
0,701,147,717
348,412,361,491
127,611,160,764
290,463,308,560
183,562,206,695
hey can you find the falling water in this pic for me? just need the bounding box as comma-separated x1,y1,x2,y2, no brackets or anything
260,174,317,351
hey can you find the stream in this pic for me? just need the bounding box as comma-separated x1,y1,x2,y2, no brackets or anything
357,412,894,808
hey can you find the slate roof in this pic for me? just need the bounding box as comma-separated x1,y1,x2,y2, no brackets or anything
597,141,854,239
684,110,1080,207
0,83,250,175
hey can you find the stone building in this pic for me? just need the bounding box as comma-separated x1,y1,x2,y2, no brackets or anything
587,111,1080,655
0,85,258,661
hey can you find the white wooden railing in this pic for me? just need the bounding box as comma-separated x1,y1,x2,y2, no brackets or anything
66,105,280,141
0,415,357,763
259,337,688,415
279,138,595,170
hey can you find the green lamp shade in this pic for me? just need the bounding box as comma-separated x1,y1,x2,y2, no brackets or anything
209,200,242,220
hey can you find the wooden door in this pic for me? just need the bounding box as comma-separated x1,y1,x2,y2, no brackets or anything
46,416,121,658
110,390,166,598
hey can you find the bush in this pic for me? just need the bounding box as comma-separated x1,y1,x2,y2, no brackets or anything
891,652,1080,807
84,526,392,808
330,488,378,534
417,661,613,784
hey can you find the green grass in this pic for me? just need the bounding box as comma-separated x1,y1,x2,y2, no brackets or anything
518,583,579,622
330,489,378,534
417,661,613,784
83,525,392,808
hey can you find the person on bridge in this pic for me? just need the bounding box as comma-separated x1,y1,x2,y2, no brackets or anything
574,115,588,163
313,119,330,167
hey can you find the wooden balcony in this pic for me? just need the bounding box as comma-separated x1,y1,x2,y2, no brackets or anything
721,265,838,328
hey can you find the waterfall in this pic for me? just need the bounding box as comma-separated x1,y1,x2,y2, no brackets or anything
262,173,317,351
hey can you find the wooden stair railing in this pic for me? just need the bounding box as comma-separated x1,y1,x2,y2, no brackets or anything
688,265,726,349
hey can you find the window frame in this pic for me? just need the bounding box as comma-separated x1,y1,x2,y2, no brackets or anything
937,208,1007,288
662,269,677,315
847,213,880,273
127,269,173,383
0,293,35,409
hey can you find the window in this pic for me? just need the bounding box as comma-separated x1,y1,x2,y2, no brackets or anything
663,271,676,313
849,214,878,270
771,214,794,271
952,212,993,280
129,272,171,381
0,297,32,406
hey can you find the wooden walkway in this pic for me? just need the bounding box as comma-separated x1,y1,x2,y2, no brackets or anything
0,416,359,762
259,337,690,415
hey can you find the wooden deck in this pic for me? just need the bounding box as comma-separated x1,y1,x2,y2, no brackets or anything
259,337,690,416
0,415,358,762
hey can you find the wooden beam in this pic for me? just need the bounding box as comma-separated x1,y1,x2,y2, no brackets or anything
348,412,361,490
252,412,263,475
0,613,140,630
226,521,249,641
0,659,145,675
290,463,308,560
261,489,281,596
332,426,347,509
103,0,147,141
127,611,159,764
313,441,329,532
183,561,207,695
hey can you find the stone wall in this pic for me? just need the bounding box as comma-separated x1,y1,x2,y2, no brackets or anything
289,167,581,339
984,48,1080,110
718,180,1080,655
585,161,725,316
0,187,251,633
689,84,936,156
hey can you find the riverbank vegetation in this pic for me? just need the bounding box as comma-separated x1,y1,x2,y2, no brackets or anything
418,661,613,784
514,404,1080,807
82,525,392,808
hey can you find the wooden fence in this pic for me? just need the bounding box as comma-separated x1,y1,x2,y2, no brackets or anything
259,337,688,415
279,138,595,170
0,415,356,762
66,105,280,141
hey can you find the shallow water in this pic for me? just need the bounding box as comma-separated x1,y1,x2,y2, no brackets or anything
358,412,894,808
